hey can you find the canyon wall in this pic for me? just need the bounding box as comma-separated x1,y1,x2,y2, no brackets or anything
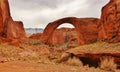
0,0,26,39
98,0,120,42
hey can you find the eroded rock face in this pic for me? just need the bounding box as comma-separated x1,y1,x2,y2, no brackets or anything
98,0,120,42
0,0,11,37
7,21,26,39
41,17,99,45
0,7,3,36
0,0,26,39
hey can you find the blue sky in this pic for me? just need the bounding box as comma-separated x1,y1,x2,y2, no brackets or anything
9,0,109,28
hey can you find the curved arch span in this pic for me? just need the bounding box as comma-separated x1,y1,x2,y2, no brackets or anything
41,17,99,45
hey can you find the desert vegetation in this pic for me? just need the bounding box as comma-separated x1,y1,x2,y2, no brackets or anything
0,38,120,72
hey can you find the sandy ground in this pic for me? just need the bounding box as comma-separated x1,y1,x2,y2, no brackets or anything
0,61,81,72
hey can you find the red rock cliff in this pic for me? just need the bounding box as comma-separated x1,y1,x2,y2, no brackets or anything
0,0,26,39
98,0,120,42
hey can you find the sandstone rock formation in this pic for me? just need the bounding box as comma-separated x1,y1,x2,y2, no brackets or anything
7,21,26,39
98,0,120,42
0,0,26,39
59,48,120,68
61,52,120,68
41,0,120,45
51,28,78,45
41,17,99,45
30,33,43,39
0,7,3,36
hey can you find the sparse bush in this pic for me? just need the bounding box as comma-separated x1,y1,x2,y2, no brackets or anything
67,57,83,66
100,56,117,71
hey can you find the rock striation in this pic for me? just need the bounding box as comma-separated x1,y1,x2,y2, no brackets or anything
0,0,26,39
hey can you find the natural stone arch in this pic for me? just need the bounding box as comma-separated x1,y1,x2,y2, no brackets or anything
42,17,85,45
41,17,99,45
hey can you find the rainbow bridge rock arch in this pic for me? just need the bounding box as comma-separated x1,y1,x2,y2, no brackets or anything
41,17,99,45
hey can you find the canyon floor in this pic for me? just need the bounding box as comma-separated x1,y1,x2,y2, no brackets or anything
0,38,120,72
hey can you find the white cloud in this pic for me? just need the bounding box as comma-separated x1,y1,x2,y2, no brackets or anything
9,0,109,28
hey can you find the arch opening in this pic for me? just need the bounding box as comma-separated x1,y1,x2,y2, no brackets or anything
50,23,79,48
57,23,74,29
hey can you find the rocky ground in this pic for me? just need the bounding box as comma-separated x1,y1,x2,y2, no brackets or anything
0,38,120,72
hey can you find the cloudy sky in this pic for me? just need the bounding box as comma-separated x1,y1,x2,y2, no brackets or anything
8,0,109,28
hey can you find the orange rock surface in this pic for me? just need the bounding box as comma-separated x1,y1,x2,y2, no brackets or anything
50,28,78,45
0,0,26,39
7,21,26,39
30,33,43,39
98,0,120,42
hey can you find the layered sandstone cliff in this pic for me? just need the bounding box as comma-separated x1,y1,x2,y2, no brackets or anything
0,0,26,39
